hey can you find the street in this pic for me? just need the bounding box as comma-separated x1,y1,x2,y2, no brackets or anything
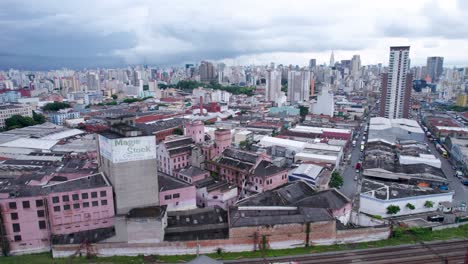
340,124,365,199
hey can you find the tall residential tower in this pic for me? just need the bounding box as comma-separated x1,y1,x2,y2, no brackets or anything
426,56,444,83
379,46,413,119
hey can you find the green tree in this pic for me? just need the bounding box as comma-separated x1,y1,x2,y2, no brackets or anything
299,106,309,117
105,101,118,106
281,85,287,93
173,127,184,135
111,94,118,100
42,101,70,112
406,203,415,210
329,171,344,188
239,140,248,150
424,201,434,208
32,111,46,124
387,205,401,215
5,115,36,130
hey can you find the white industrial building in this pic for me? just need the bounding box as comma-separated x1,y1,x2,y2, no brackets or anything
368,117,424,144
360,179,454,218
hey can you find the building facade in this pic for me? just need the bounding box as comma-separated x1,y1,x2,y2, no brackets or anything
426,56,444,83
0,104,33,128
379,46,412,119
287,70,311,104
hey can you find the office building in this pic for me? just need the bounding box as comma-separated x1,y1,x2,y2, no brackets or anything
351,55,361,75
199,61,216,83
265,70,282,103
86,72,100,91
379,46,413,119
97,115,159,214
426,56,444,83
309,59,316,69
287,70,311,104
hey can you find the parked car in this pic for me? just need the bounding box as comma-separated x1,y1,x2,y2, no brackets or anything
427,215,444,222
455,171,463,179
354,175,358,181
462,180,468,186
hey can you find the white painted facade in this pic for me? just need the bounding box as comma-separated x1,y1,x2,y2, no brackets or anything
359,192,454,218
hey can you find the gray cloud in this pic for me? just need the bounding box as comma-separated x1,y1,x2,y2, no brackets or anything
0,0,467,69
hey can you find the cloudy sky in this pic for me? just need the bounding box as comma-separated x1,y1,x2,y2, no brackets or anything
0,0,467,70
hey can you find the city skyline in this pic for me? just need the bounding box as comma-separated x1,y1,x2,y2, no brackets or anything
1,0,468,69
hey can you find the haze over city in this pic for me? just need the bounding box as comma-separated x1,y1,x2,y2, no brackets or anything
1,0,468,69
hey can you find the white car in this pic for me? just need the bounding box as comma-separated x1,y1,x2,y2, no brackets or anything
354,175,358,181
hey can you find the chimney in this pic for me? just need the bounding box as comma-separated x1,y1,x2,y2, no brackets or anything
199,96,204,116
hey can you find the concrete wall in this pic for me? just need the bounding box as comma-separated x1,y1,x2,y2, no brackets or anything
359,192,454,218
52,222,391,258
100,157,159,214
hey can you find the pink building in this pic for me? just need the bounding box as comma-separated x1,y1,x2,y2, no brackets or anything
185,120,205,143
158,173,197,211
195,177,238,210
157,136,194,176
176,166,209,184
0,172,115,255
207,148,288,195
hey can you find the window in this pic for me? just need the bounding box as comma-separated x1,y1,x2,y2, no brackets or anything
38,220,46,230
73,203,80,209
173,193,180,199
72,194,79,201
9,202,16,209
11,213,18,220
100,191,107,197
92,201,98,207
63,205,70,211
53,206,60,212
37,210,45,218
14,235,21,242
22,201,30,209
36,199,44,207
52,196,59,204
81,193,88,199
164,195,172,200
83,202,89,208
101,200,108,206
62,195,69,202
12,223,20,232
91,192,97,198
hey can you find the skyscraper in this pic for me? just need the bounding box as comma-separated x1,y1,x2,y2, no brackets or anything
199,61,216,83
426,56,444,83
309,59,317,69
265,69,282,103
330,51,335,67
351,55,361,75
379,46,413,119
287,70,311,104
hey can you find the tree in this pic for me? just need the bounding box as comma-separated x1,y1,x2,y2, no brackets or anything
32,111,46,124
111,94,118,100
239,140,248,150
281,85,287,93
329,171,344,188
5,115,36,130
42,101,70,112
424,201,434,208
406,203,415,210
173,127,183,135
299,106,309,117
386,205,401,215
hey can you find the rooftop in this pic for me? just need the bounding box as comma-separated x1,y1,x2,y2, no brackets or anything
127,206,167,219
360,179,451,200
159,173,192,191
229,206,333,227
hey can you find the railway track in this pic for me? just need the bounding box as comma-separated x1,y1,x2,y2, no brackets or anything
225,240,468,264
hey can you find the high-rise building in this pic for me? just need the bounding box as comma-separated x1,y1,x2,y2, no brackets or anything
351,55,361,75
379,46,413,119
330,51,335,67
287,70,311,104
309,59,317,69
97,115,159,214
86,72,100,91
217,63,226,83
426,56,444,83
456,94,467,107
199,61,216,83
265,70,282,103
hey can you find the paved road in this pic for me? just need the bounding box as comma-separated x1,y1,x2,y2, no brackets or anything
225,239,468,264
425,136,468,205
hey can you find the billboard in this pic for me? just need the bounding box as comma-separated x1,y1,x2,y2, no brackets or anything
99,135,156,163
